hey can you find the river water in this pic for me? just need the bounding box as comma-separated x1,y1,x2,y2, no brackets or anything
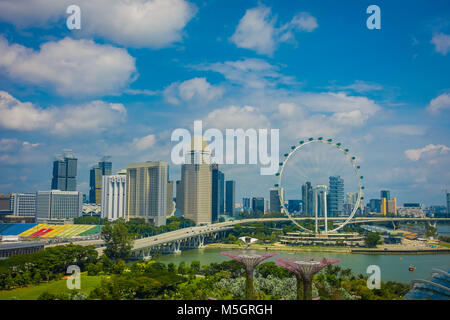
157,225,450,284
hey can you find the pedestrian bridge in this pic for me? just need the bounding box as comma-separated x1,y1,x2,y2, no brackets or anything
73,216,450,258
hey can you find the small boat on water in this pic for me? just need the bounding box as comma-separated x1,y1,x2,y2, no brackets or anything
409,265,416,272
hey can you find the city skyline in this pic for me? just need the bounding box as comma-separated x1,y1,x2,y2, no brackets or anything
0,1,448,207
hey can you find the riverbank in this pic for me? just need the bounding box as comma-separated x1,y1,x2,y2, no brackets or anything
352,247,450,254
205,243,450,255
205,243,351,253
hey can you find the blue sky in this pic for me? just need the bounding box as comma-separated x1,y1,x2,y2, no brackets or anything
0,0,449,206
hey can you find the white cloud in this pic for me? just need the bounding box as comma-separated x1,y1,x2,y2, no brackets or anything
195,58,296,89
230,6,276,55
164,78,224,105
288,12,318,32
431,33,450,55
53,101,127,135
298,92,381,126
326,80,383,93
405,144,450,161
0,138,42,164
0,37,136,96
0,0,197,48
0,138,21,152
125,89,158,96
0,91,53,130
426,93,450,114
132,134,156,151
383,125,426,136
203,105,270,130
0,91,126,135
275,103,306,119
230,5,318,55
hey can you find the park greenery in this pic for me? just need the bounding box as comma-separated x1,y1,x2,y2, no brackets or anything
364,232,381,248
101,218,134,261
0,244,98,291
0,242,410,300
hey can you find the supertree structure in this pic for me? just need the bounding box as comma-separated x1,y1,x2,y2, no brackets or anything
221,251,278,299
275,257,341,300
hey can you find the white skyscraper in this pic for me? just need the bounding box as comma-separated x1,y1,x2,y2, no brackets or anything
126,161,168,226
181,136,212,225
101,171,127,221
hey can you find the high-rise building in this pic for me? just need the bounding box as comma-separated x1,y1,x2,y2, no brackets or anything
36,190,82,221
301,182,314,216
51,152,78,191
126,161,168,226
328,176,344,217
380,190,390,201
101,171,126,221
346,192,364,214
176,180,184,215
369,199,381,213
381,197,387,216
225,180,235,216
447,193,450,217
89,157,112,204
219,171,224,214
288,200,302,214
166,180,174,216
269,188,284,213
380,190,391,216
211,164,224,222
316,190,325,217
251,197,265,214
11,193,36,217
387,198,397,216
242,198,251,210
181,137,212,225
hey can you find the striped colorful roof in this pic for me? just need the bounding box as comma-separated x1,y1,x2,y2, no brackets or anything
0,223,102,238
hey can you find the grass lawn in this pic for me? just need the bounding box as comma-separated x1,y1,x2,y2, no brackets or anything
0,273,103,300
439,241,450,248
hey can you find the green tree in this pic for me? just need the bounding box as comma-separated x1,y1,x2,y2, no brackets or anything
191,261,201,275
101,218,135,261
365,232,381,248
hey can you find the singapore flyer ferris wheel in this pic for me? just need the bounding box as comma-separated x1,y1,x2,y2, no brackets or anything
275,137,364,234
